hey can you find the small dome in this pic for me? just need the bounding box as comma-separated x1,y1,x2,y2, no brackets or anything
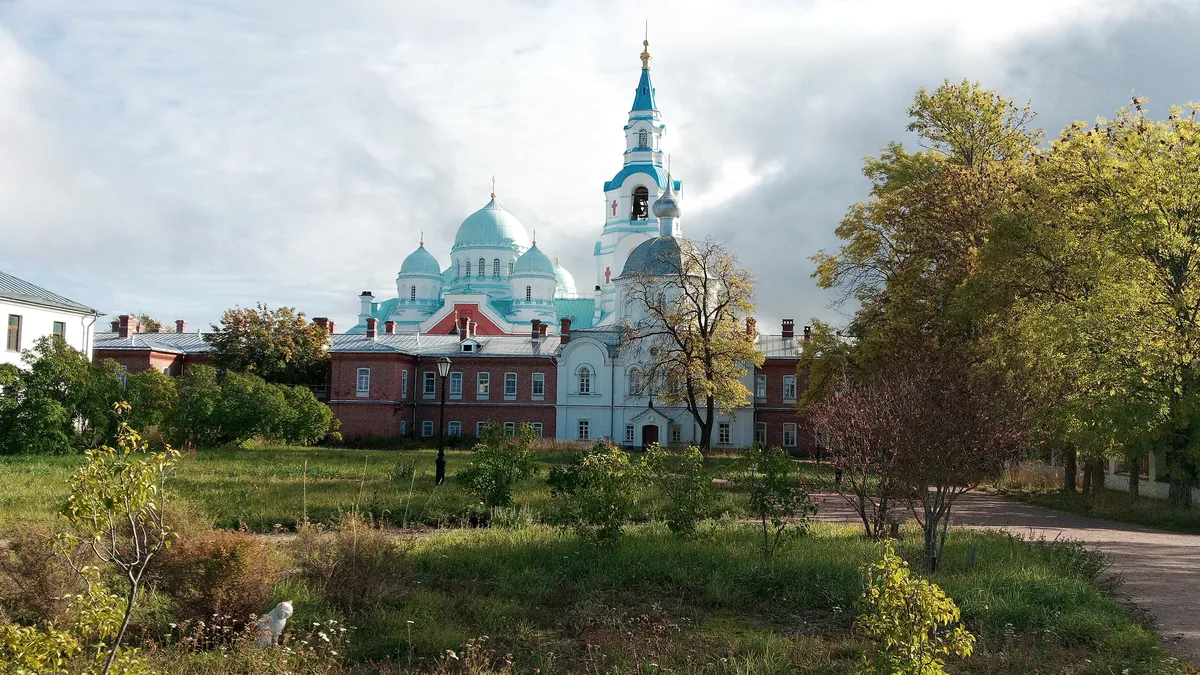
621,236,692,277
453,198,531,249
513,244,555,277
399,244,441,276
651,179,681,219
553,258,578,299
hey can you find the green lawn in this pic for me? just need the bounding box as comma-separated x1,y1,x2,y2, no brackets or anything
995,486,1200,535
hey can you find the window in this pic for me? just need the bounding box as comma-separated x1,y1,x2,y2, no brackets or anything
479,258,485,275
524,286,532,302
448,421,462,436
356,368,371,397
508,261,514,276
503,372,517,398
755,422,767,445
578,419,590,440
477,372,490,398
531,422,543,438
815,430,830,449
628,369,643,395
718,423,731,445
422,421,434,437
423,371,436,397
461,342,474,352
631,186,649,220
532,372,545,399
6,315,21,351
783,375,797,402
476,421,486,436
783,423,797,448
637,129,648,148
465,260,471,277
410,285,417,301
493,259,501,277
754,375,766,399
670,424,682,444
401,370,409,398
625,424,635,443
52,321,65,339
504,422,515,437
578,366,592,395
449,372,463,399
400,420,407,435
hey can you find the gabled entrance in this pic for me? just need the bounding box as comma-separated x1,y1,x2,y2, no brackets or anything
641,424,659,450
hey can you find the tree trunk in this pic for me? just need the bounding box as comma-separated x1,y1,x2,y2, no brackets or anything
103,581,138,675
1081,459,1093,496
697,395,715,448
1128,455,1140,498
1063,445,1077,493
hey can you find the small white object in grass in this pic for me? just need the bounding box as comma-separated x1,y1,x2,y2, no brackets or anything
255,601,294,647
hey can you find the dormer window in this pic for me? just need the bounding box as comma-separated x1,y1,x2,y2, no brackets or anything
461,341,476,353
638,129,649,149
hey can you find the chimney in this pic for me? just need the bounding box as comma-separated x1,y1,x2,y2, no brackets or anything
327,320,336,334
458,316,469,341
468,319,476,339
313,317,329,332
803,325,812,341
560,318,572,344
531,319,541,341
359,291,374,319
539,322,548,338
175,319,187,333
384,320,396,335
110,320,120,332
782,318,794,340
365,317,377,339
745,317,757,337
117,314,138,339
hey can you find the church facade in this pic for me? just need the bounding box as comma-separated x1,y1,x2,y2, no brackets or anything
330,40,813,451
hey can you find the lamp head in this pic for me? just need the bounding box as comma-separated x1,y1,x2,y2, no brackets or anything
436,356,452,378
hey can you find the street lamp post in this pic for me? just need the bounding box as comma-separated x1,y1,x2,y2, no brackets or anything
435,356,452,485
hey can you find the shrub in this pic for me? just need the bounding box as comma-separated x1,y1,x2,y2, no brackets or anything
289,513,409,614
548,442,646,543
0,525,82,624
280,385,339,445
156,530,283,623
739,444,816,562
643,444,716,538
125,369,178,434
856,543,975,674
458,422,536,508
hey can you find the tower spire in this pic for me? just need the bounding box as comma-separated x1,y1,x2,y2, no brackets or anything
640,21,651,70
420,230,424,246
490,175,496,199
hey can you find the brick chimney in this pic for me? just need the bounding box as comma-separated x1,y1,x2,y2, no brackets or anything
745,317,757,337
110,320,120,332
365,317,377,339
782,318,794,340
560,318,572,344
467,319,476,339
458,316,469,341
803,325,812,341
384,320,395,334
117,315,139,338
539,323,548,338
175,319,187,333
312,317,329,332
327,320,336,334
531,319,541,341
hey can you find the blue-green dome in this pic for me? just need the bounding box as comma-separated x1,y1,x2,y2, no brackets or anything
621,236,692,277
553,258,578,299
453,198,531,249
399,244,441,276
513,244,555,277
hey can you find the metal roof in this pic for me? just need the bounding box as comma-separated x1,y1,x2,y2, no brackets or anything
756,334,801,359
93,331,213,355
0,270,99,315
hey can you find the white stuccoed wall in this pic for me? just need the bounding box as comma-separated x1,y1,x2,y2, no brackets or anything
0,299,98,368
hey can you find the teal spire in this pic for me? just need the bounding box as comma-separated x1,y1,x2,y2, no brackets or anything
631,33,657,112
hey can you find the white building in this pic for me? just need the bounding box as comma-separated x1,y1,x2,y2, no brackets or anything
1,270,101,368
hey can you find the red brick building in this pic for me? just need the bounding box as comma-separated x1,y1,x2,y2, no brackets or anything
92,315,213,376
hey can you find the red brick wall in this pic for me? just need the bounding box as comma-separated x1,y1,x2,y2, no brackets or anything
752,358,819,456
94,350,212,376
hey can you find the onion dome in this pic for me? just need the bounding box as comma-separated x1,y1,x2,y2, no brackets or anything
399,243,441,276
621,236,693,277
651,177,681,219
513,243,555,278
453,198,531,249
553,257,578,299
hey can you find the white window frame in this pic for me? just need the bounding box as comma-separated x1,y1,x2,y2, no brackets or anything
783,423,798,448
625,424,635,443
754,374,766,400
356,368,371,397
476,421,486,436
477,372,490,399
423,371,436,397
755,422,767,445
578,419,590,441
400,420,407,435
629,369,643,396
670,424,681,444
504,422,516,437
578,366,592,395
449,371,463,399
718,422,731,445
531,422,543,438
532,372,545,400
783,375,797,402
401,370,409,398
448,421,462,436
504,372,517,399
422,420,434,437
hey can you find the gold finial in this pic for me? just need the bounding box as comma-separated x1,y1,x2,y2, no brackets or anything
532,229,536,246
420,230,424,246
490,174,496,199
640,21,651,70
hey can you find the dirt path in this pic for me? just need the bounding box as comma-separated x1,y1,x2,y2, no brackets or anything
813,491,1200,663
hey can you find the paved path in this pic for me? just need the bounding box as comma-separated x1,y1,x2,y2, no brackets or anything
813,491,1200,664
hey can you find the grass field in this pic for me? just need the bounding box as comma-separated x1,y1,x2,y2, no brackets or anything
998,487,1200,535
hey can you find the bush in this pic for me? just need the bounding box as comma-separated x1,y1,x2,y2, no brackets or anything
280,385,339,445
289,513,409,614
0,525,82,624
548,442,646,543
643,444,716,538
458,422,536,508
739,444,816,562
156,529,283,624
125,369,178,434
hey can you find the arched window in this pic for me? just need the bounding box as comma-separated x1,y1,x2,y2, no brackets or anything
629,369,643,395
525,286,532,302
478,258,486,276
508,262,514,277
637,129,648,148
631,186,649,221
410,285,416,301
465,260,471,278
493,259,501,277
578,366,593,395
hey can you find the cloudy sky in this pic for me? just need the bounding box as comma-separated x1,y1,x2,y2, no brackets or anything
2,0,1198,333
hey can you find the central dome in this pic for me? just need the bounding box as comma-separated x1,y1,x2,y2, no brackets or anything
553,258,578,299
453,198,531,249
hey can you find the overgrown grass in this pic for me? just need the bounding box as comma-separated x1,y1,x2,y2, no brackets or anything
998,487,1200,535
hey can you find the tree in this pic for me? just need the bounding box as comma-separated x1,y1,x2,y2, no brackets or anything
207,303,330,385
621,237,763,447
548,443,647,543
132,314,167,333
738,444,816,562
459,421,537,508
124,369,179,433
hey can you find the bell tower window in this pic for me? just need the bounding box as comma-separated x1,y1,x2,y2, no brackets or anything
637,129,648,149
525,286,532,302
410,286,416,301
493,259,501,277
631,186,649,221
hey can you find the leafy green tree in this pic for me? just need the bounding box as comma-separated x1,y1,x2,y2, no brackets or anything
856,543,975,674
165,365,222,448
124,369,179,433
211,370,289,443
279,385,339,445
642,444,716,538
738,444,816,562
548,443,646,543
207,303,330,385
459,421,536,508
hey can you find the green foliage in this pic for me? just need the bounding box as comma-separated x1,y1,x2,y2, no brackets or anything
206,303,330,385
0,525,82,624
643,444,716,537
739,444,816,562
548,442,646,543
280,385,339,445
856,543,975,674
124,370,178,433
458,421,536,508
289,513,410,615
166,365,222,447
